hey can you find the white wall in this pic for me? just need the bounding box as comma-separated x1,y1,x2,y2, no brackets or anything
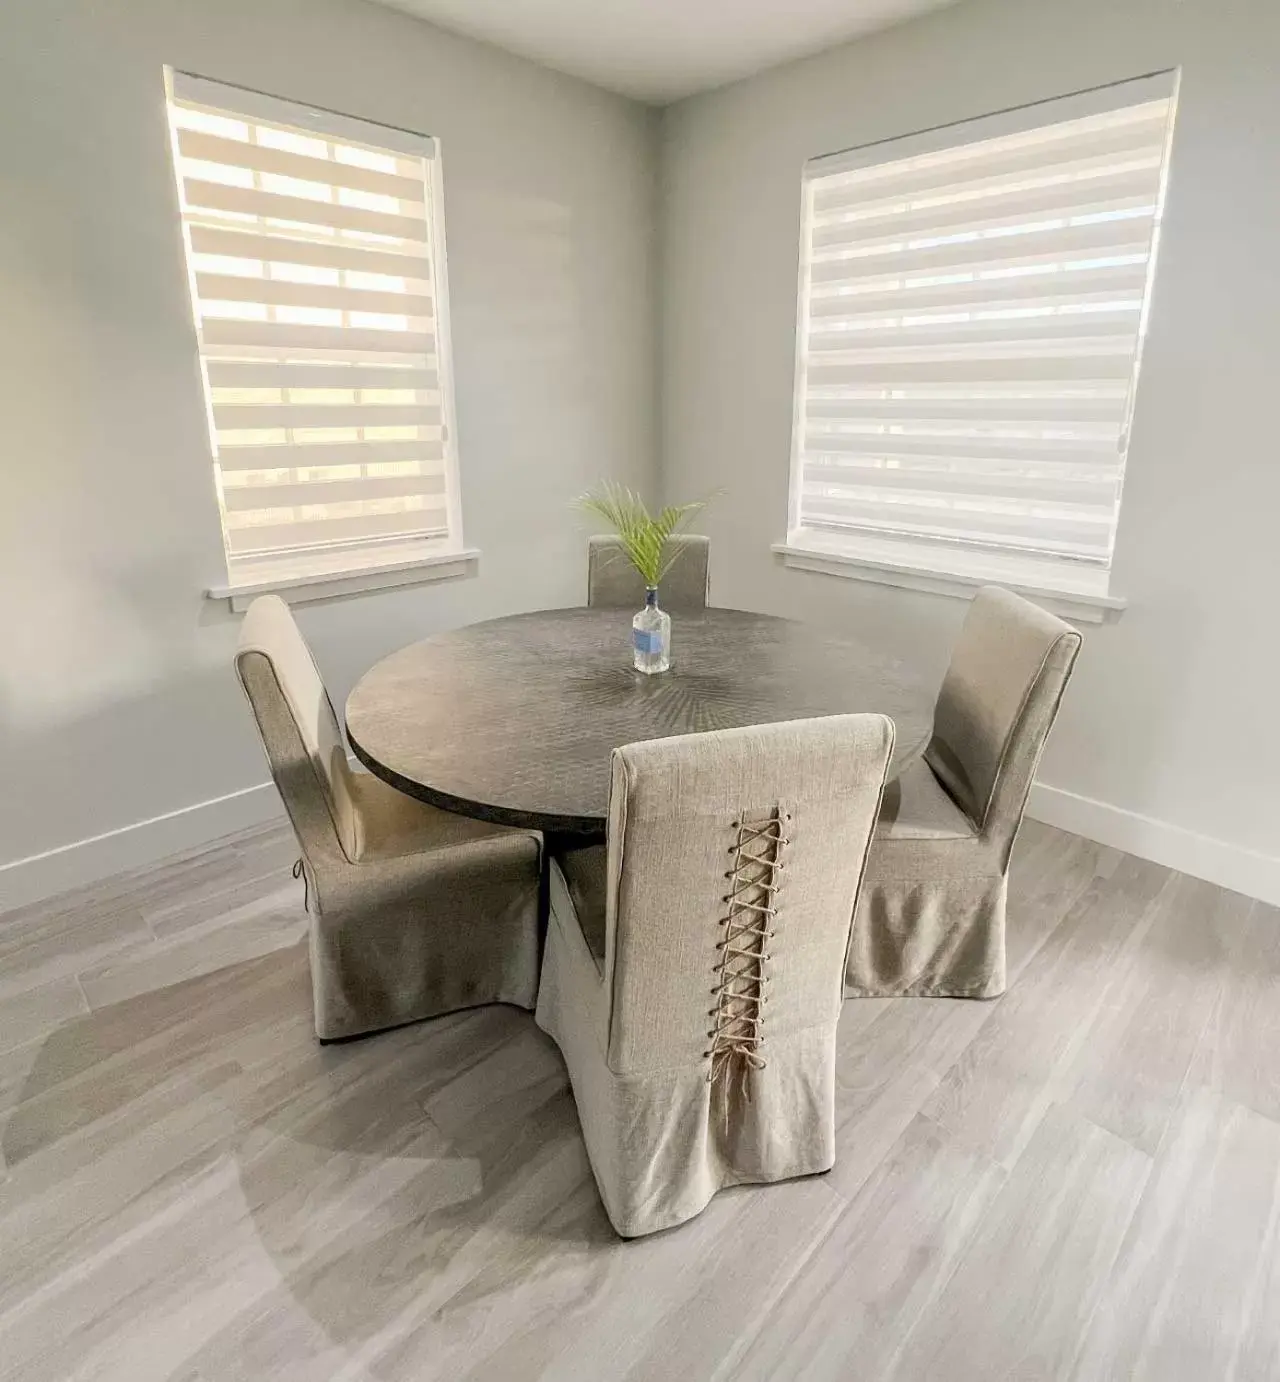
661,0,1280,899
0,0,658,905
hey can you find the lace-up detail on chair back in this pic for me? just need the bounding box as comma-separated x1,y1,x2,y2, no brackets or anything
707,811,789,1105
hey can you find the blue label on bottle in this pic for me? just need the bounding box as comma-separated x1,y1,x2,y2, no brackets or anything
634,628,663,655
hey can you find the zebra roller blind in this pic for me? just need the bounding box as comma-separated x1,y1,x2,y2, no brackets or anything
165,72,459,580
791,74,1177,581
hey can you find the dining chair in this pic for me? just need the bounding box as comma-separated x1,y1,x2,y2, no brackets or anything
846,585,1082,1001
235,594,543,1041
586,534,710,612
537,714,894,1237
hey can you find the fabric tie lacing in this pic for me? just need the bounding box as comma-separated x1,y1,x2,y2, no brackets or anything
706,811,790,1113
292,857,310,912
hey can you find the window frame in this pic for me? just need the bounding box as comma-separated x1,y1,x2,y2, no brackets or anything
779,70,1180,622
163,70,475,606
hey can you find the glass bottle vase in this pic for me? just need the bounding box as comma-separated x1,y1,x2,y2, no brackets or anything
632,586,671,675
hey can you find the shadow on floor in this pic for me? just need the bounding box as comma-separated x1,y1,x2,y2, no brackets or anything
3,941,621,1377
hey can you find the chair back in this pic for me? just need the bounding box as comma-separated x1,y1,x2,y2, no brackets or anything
587,534,710,612
600,715,893,1079
925,586,1081,853
235,594,360,863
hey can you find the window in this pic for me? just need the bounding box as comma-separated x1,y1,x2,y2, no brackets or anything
782,73,1178,616
165,72,464,597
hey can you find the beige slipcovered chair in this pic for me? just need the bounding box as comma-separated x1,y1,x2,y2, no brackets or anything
537,714,894,1237
587,533,710,612
235,595,543,1041
847,586,1082,1001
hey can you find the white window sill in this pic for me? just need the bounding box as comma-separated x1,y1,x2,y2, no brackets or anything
207,544,480,612
772,534,1125,625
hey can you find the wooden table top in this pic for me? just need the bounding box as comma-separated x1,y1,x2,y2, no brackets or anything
346,606,934,834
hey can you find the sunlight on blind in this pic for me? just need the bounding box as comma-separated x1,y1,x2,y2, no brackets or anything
792,84,1177,572
166,76,455,570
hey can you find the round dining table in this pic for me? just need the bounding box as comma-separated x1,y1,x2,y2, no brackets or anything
346,606,934,835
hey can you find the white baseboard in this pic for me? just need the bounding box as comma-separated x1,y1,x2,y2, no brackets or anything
5,771,1276,917
0,781,285,914
1027,782,1280,908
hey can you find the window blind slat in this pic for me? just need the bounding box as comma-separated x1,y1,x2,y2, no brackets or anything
811,169,1161,252
810,218,1155,287
176,128,423,201
215,437,444,472
187,225,430,279
807,355,1137,387
808,344,1138,374
212,403,440,431
810,106,1170,210
799,493,1112,552
793,85,1173,567
200,320,434,355
181,180,428,241
808,263,1150,321
804,462,1118,507
812,149,1165,228
808,418,1121,442
804,432,1118,466
225,505,448,556
205,361,437,390
222,472,445,513
808,310,1141,354
804,395,1128,425
194,273,431,318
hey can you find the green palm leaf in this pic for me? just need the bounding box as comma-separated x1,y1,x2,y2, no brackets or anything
574,482,716,588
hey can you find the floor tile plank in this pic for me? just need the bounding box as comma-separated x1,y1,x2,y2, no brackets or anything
886,1104,1151,1382
730,1113,1006,1382
0,978,88,1060
1071,1091,1280,1381
1063,874,1247,1155
922,853,1172,1167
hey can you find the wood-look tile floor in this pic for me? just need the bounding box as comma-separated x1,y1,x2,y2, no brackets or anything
1,818,1278,1380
